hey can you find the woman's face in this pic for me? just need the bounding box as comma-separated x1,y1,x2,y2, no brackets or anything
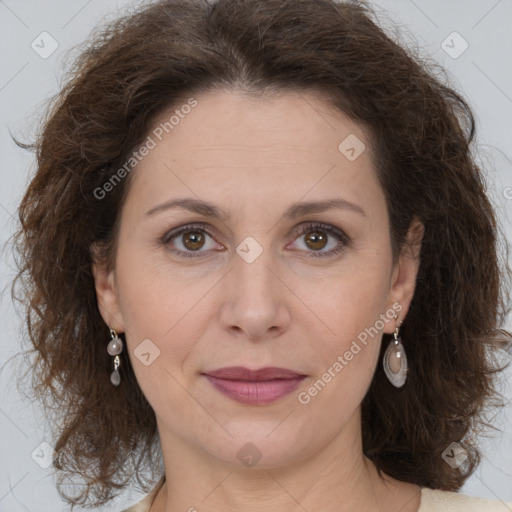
93,89,421,468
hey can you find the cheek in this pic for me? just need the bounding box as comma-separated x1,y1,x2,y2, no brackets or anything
113,251,201,391
302,255,393,345
295,267,392,421
115,244,209,335
296,256,393,411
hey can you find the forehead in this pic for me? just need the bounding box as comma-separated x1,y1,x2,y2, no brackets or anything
148,88,370,159
125,88,382,218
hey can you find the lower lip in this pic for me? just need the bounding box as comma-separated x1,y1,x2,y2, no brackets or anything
204,375,306,405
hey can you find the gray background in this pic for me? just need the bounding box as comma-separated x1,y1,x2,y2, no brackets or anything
1,0,511,510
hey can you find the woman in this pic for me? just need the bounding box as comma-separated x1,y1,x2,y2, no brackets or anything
13,0,512,511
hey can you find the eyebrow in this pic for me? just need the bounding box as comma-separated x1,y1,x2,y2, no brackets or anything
145,197,366,219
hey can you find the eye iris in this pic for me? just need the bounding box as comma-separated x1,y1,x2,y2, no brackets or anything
305,230,327,250
183,231,205,250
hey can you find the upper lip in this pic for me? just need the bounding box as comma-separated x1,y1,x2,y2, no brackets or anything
203,366,306,381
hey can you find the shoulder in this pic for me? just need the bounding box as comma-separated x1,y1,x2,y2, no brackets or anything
419,488,512,512
121,482,512,512
121,476,165,512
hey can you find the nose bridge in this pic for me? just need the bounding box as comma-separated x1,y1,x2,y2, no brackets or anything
220,240,290,338
235,246,275,297
232,240,280,308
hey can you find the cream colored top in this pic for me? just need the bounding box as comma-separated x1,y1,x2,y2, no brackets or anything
123,476,512,512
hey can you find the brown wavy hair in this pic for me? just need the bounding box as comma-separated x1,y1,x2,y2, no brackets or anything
11,0,512,507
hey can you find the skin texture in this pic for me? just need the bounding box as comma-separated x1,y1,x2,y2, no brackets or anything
92,89,424,512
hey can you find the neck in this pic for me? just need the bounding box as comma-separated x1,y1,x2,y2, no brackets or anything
151,412,421,512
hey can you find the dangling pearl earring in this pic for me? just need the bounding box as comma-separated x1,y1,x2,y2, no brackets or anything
107,328,124,386
383,321,408,387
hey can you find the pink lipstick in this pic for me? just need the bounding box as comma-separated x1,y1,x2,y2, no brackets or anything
203,366,306,405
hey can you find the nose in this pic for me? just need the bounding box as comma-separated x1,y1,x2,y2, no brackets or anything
218,248,292,342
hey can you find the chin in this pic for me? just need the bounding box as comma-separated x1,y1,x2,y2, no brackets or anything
200,427,315,470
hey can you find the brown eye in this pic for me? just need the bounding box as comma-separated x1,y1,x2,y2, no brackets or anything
182,231,205,251
304,230,328,251
293,223,350,258
162,223,221,258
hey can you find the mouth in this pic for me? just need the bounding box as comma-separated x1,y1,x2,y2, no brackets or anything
202,366,307,405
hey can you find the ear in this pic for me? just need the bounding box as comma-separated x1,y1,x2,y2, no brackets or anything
90,243,125,333
385,217,424,333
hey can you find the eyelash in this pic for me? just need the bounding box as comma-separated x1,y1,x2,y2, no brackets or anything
161,222,350,259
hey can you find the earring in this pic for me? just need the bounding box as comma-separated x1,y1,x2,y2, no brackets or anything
383,322,408,387
107,328,124,386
